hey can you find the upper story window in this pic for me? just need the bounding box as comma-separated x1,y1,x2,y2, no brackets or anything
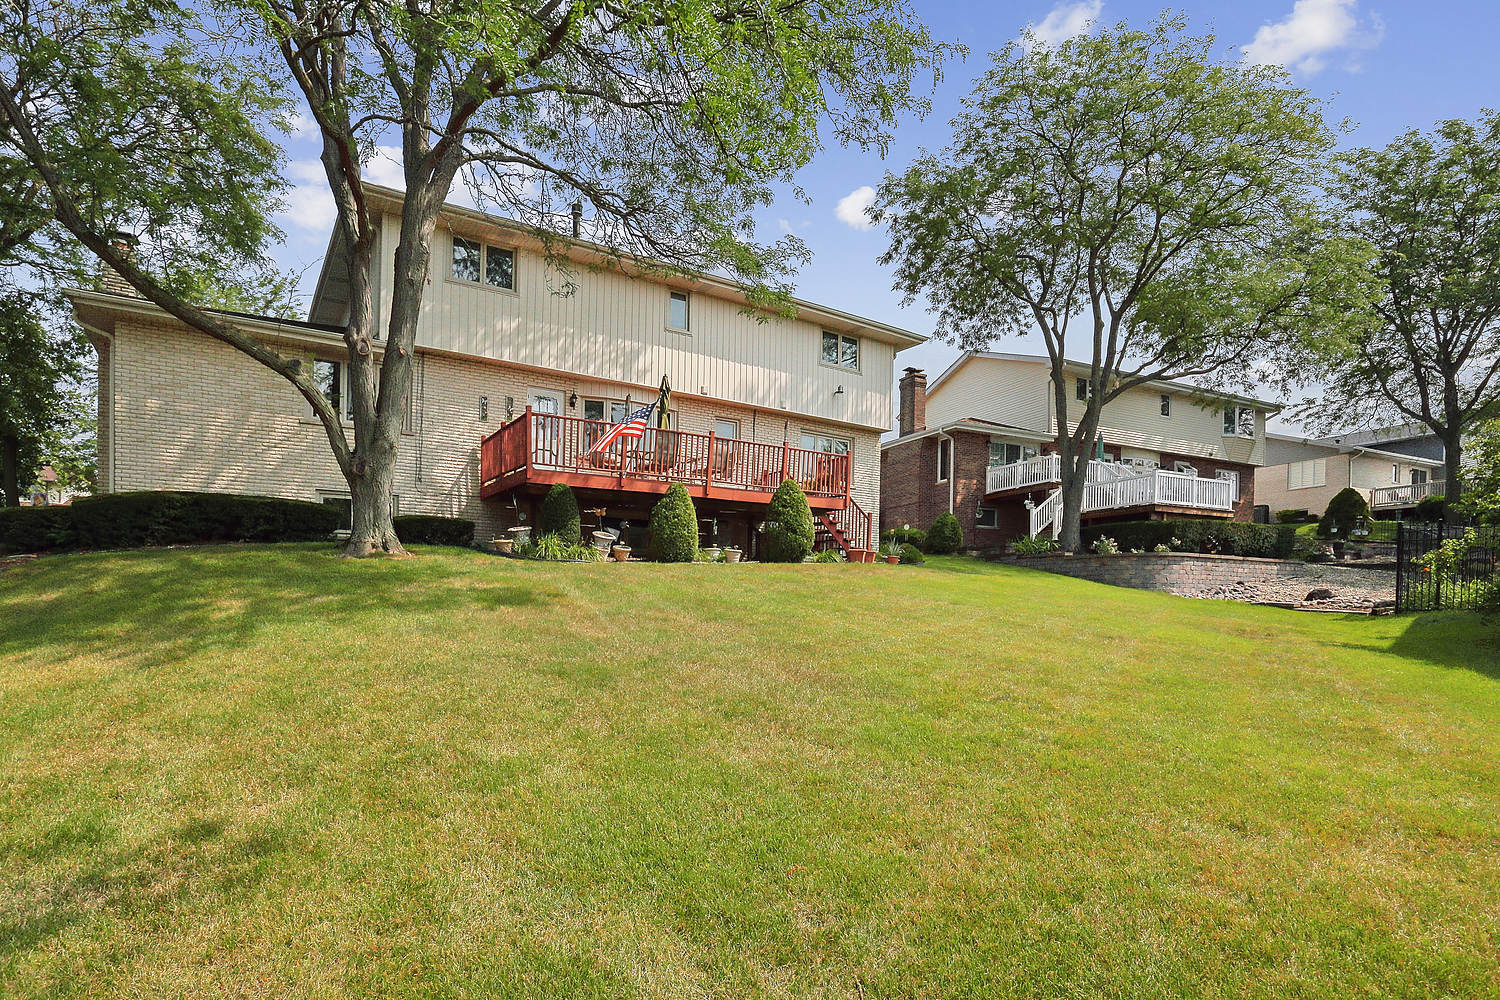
1160,393,1172,417
821,331,859,370
1392,463,1401,483
1075,377,1097,402
988,440,1035,467
1222,405,1256,438
668,290,690,332
451,235,515,290
1287,458,1326,490
801,432,850,455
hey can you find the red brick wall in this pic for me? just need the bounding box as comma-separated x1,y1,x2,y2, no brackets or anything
1157,451,1257,521
881,430,1031,548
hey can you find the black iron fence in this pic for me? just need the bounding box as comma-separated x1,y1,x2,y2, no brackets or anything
1395,521,1499,612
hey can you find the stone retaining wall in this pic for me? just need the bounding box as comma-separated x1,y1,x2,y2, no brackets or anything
993,551,1394,599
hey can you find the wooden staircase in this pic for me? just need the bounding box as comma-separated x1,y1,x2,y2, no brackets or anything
815,497,875,562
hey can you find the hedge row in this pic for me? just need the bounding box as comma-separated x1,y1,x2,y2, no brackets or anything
1080,519,1298,559
0,491,343,554
393,514,474,547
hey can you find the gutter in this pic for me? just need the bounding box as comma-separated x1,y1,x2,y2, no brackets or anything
938,430,956,515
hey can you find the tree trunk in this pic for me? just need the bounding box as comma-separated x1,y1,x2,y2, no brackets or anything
1442,430,1465,524
1057,466,1087,552
344,444,404,557
0,432,18,507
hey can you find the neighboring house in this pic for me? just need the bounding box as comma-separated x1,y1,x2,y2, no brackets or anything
68,185,923,558
881,353,1280,547
1258,425,1446,517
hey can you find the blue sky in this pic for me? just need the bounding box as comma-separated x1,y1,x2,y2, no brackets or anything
269,1,1500,430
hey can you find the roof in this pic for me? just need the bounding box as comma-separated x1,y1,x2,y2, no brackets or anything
926,351,1284,411
310,184,927,348
880,417,1050,450
1265,430,1446,466
67,287,346,347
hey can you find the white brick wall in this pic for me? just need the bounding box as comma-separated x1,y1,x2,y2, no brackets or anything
103,318,881,540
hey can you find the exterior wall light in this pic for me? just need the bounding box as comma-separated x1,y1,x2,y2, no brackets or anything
479,395,488,421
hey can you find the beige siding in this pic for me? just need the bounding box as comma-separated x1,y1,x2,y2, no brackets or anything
1051,382,1266,465
1257,455,1353,515
102,318,881,540
926,357,1051,429
373,213,895,431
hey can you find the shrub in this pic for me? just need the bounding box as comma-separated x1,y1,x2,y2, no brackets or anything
1414,494,1447,523
0,491,341,554
649,483,698,563
898,542,925,564
1080,519,1297,559
1011,534,1058,557
927,512,963,554
1090,535,1120,555
393,515,474,547
765,479,814,563
811,548,846,563
539,483,581,543
1275,508,1309,523
881,526,927,551
1319,487,1369,538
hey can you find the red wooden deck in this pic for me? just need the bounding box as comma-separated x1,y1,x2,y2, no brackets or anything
480,409,853,512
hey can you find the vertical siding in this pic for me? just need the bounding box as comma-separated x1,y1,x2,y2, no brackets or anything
372,212,896,431
925,358,1051,429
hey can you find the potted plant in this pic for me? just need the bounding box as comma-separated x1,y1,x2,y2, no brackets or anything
611,520,631,562
611,543,631,562
879,542,901,564
494,536,515,555
703,518,721,561
507,524,531,547
723,546,742,563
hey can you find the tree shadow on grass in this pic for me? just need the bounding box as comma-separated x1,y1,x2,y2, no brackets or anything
0,543,558,675
1336,612,1499,680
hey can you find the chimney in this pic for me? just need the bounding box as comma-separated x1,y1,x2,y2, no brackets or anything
570,201,582,239
98,231,141,297
898,367,927,437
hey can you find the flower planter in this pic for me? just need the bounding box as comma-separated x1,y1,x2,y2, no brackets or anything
507,526,532,547
494,538,515,555
723,548,742,563
885,554,900,565
703,546,721,561
611,545,631,562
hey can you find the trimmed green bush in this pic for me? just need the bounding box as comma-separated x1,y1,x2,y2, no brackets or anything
1080,519,1297,559
539,483,581,543
0,491,341,554
1319,487,1370,538
765,478,814,563
898,542,925,564
1275,508,1309,523
927,512,963,554
393,515,474,547
1414,494,1447,523
881,526,927,551
649,483,698,563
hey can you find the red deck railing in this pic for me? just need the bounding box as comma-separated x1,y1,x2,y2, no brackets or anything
480,409,852,502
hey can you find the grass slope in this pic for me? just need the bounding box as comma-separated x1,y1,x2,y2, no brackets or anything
1,546,1496,999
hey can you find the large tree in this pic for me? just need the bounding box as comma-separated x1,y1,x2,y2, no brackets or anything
0,292,85,505
0,0,945,556
1299,113,1500,519
874,17,1356,551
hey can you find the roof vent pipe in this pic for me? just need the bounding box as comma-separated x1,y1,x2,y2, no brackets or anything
570,201,582,239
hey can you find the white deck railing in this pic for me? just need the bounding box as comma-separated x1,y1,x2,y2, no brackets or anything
1371,479,1444,509
987,454,1061,493
1027,469,1236,537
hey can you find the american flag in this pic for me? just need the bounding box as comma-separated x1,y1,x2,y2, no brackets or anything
588,401,656,454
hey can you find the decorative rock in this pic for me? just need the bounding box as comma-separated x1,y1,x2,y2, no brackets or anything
1305,588,1335,601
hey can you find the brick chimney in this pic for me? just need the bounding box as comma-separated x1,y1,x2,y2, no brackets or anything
98,231,140,296
898,367,927,437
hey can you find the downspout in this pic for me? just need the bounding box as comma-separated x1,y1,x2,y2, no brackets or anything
78,320,115,494
938,429,955,514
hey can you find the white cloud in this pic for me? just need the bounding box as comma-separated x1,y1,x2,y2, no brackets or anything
834,186,877,231
281,159,335,232
1243,0,1384,76
777,217,811,235
1023,0,1103,49
363,145,406,190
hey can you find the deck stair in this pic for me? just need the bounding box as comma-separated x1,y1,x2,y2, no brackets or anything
814,496,875,562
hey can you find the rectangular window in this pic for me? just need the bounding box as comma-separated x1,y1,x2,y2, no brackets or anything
1076,377,1089,401
485,246,515,289
1217,469,1240,500
1287,458,1327,490
313,360,340,418
821,330,859,370
800,432,850,455
1160,393,1172,417
1392,464,1401,483
668,291,690,331
451,236,481,282
936,437,952,481
1412,468,1429,485
1222,406,1256,438
989,441,1028,467
976,506,999,529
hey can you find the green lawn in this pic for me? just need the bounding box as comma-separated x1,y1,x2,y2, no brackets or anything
1,546,1496,999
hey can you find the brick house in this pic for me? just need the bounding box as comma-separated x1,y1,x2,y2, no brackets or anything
69,185,924,557
881,354,1280,550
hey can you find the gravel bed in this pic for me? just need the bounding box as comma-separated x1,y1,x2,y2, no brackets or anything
1173,578,1394,613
